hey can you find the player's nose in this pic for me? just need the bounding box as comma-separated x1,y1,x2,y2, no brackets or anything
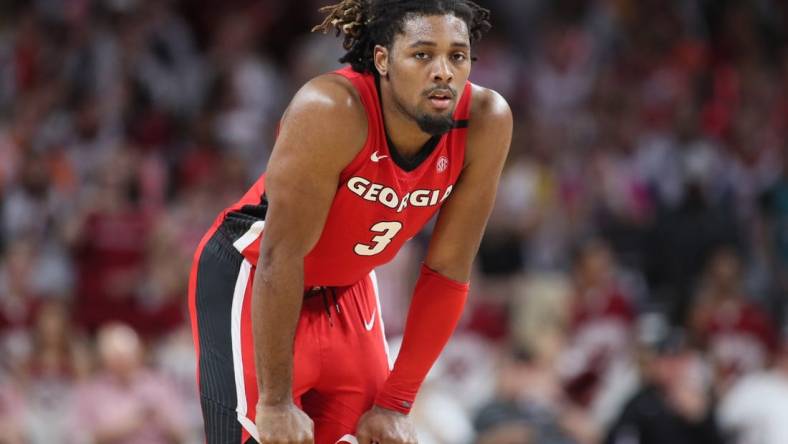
431,56,453,83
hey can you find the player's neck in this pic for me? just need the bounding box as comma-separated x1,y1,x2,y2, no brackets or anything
379,83,434,159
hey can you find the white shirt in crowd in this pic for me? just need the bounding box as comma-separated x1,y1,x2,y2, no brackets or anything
718,370,788,444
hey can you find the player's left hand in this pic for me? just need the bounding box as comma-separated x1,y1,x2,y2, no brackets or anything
355,406,417,444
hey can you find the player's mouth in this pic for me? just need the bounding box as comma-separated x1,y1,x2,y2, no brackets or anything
426,89,455,111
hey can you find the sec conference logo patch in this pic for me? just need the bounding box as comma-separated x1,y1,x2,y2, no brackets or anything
437,155,449,173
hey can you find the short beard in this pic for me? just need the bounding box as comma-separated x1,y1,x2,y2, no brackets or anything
415,113,454,136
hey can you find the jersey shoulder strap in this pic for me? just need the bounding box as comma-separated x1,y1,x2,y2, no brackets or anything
330,67,382,177
332,66,381,122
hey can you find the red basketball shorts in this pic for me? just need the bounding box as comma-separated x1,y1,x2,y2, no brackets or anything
188,226,391,444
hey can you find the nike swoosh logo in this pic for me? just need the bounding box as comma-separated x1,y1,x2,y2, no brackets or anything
336,435,359,444
371,151,388,162
364,308,377,331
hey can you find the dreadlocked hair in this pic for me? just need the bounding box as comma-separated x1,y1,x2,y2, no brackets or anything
312,0,491,73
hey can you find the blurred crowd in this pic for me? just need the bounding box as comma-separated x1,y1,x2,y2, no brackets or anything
0,0,787,443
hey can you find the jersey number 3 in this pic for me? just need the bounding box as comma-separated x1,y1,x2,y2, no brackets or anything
354,221,403,256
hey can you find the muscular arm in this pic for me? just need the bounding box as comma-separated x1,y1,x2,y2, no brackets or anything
252,75,367,406
425,86,512,280
373,87,512,414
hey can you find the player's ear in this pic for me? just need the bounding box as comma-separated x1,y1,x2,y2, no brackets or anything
374,45,389,77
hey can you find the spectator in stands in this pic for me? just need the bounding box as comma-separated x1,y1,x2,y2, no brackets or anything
718,329,788,444
475,347,598,444
0,382,25,444
605,329,724,444
71,323,188,444
759,148,788,317
68,148,151,332
19,300,90,443
690,246,778,387
0,235,70,343
562,239,636,407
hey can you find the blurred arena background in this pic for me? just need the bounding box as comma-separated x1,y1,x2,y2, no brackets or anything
1,0,787,443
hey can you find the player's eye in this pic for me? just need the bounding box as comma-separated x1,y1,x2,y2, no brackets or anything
414,52,430,60
452,53,468,62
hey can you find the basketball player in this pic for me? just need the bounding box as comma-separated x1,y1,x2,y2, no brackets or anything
188,1,512,443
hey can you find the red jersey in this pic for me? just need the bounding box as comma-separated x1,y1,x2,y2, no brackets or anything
699,299,778,375
213,67,473,286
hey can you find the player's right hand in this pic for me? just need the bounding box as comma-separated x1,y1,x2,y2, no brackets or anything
256,401,314,444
